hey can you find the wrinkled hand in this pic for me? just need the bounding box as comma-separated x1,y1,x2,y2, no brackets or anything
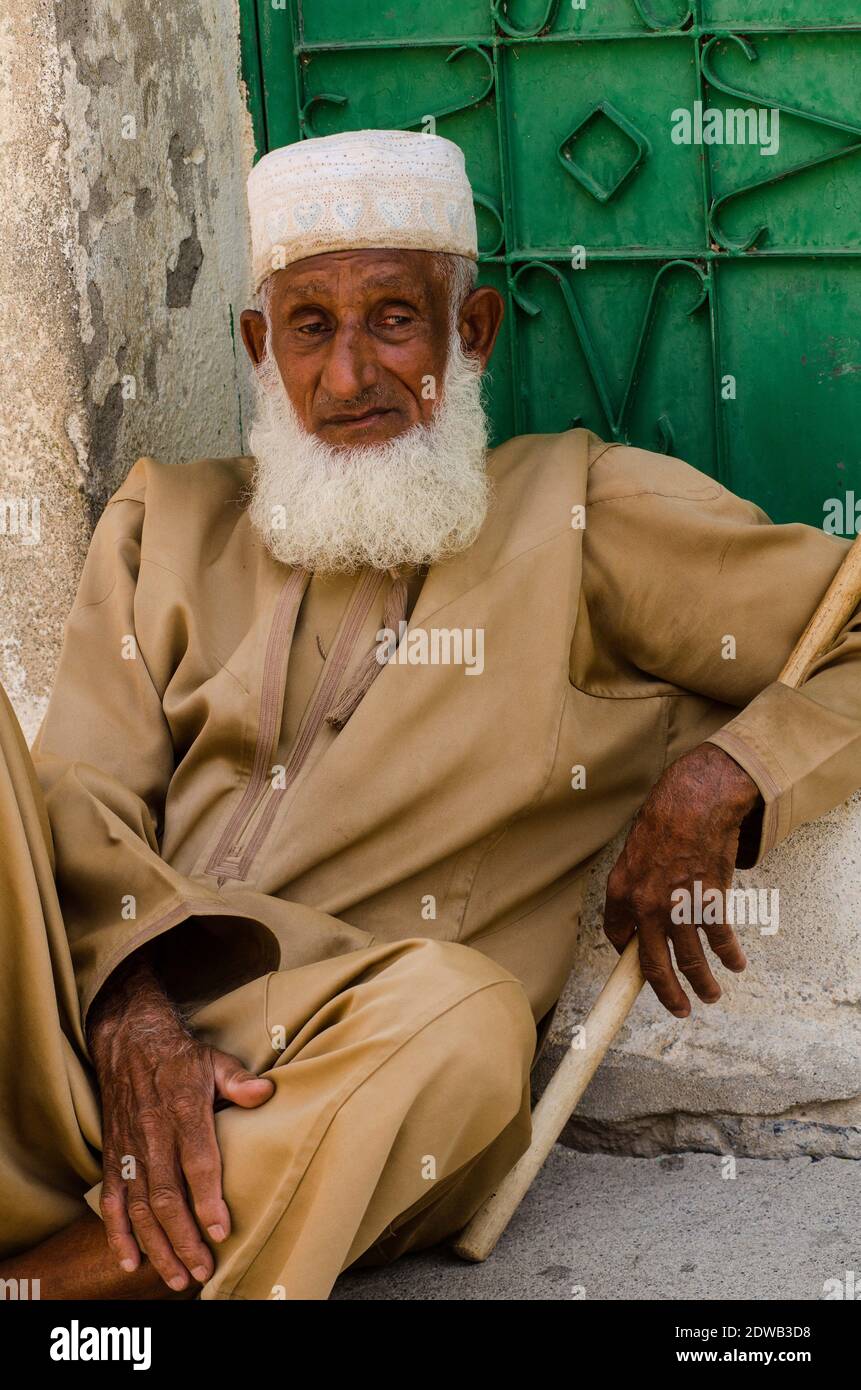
603,743,762,1017
87,957,274,1292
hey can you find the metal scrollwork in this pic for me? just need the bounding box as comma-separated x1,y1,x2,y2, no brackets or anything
511,258,709,449
299,91,347,136
491,0,561,40
394,44,496,134
473,192,506,258
558,101,651,204
492,0,691,38
632,0,693,32
702,33,861,252
301,44,495,138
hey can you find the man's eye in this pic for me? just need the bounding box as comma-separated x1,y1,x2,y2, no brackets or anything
296,322,326,335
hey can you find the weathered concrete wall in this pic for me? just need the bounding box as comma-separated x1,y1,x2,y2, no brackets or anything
0,0,255,739
0,2,91,737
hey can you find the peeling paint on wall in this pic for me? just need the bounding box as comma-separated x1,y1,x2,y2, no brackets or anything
0,0,256,732
54,0,256,518
0,3,91,738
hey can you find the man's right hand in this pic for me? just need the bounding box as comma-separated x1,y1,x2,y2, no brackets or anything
87,954,275,1292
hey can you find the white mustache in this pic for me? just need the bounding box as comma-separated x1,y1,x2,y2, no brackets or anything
247,329,491,574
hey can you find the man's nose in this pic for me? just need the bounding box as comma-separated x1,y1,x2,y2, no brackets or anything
319,323,379,403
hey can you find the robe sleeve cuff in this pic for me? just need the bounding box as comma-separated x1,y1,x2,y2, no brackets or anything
704,725,793,868
79,896,282,1033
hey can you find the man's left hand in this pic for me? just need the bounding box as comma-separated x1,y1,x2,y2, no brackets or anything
602,743,762,1016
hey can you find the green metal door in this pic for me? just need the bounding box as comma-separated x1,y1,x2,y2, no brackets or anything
240,1,861,530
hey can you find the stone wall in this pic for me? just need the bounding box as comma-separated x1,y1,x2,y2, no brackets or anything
0,0,255,740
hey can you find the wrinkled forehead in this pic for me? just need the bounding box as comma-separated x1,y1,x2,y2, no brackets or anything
263,247,449,315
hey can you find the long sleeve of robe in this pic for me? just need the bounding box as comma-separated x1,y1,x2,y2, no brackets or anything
575,441,861,867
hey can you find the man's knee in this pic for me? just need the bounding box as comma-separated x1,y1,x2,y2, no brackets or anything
401,939,537,1112
393,936,528,1003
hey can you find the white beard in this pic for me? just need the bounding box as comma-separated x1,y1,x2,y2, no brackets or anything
247,328,491,574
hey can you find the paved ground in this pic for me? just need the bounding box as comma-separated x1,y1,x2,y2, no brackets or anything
332,1147,861,1300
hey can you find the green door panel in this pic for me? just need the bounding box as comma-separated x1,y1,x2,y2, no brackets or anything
239,0,861,532
503,39,704,253
703,3,861,25
716,259,861,524
298,0,493,45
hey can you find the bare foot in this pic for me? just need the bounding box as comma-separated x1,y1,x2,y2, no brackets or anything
0,1210,202,1300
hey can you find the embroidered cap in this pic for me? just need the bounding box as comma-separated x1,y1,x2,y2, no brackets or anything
247,129,478,292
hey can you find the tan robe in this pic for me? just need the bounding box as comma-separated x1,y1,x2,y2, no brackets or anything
1,427,859,1297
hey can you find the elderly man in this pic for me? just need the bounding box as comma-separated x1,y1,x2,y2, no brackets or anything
1,130,859,1301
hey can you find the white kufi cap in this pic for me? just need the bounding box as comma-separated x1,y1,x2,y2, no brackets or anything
247,129,478,292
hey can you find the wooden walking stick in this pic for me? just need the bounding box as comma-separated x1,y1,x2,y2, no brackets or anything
453,531,861,1263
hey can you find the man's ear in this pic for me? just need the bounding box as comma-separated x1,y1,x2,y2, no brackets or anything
458,285,505,371
240,308,268,368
